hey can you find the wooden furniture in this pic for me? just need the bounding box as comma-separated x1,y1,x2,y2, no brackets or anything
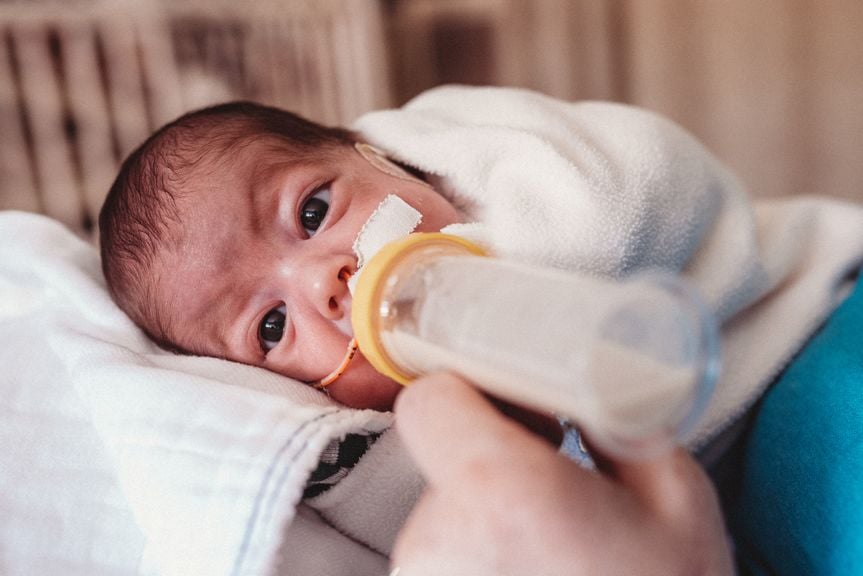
0,0,391,238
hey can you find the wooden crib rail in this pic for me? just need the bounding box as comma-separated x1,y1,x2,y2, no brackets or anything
0,0,391,240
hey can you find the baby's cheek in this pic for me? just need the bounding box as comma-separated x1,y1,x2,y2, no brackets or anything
325,357,403,411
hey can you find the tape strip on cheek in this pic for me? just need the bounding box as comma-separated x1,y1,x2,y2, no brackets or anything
348,194,422,294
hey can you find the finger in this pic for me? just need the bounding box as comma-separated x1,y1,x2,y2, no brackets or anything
593,444,734,571
394,372,562,490
591,444,708,517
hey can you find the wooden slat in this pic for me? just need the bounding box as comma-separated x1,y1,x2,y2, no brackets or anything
309,14,341,124
241,16,278,109
267,18,299,114
268,16,306,115
97,14,151,158
59,20,117,227
332,5,361,122
293,10,328,122
339,0,393,119
136,14,185,128
0,26,40,213
13,23,83,227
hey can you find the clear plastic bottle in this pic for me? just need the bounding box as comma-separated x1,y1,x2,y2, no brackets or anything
351,233,720,458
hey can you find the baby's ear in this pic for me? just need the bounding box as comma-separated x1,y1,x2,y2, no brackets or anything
354,142,428,186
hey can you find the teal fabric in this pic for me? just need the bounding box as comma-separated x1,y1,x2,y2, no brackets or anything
729,276,863,575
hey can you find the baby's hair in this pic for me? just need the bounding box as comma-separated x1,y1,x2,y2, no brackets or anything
98,101,356,349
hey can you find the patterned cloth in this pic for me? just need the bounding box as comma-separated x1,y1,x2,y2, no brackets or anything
303,433,381,499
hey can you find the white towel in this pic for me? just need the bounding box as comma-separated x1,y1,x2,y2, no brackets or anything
0,211,393,575
354,85,863,449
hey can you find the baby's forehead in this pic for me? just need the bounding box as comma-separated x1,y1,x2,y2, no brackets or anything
164,137,327,240
161,131,353,244
181,132,346,187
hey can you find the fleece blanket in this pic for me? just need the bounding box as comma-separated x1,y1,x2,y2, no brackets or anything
0,211,395,575
354,85,863,450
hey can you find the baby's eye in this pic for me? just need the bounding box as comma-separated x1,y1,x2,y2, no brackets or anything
259,304,286,352
299,186,331,236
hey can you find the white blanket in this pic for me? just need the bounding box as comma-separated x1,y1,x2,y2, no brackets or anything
354,85,863,449
0,212,393,574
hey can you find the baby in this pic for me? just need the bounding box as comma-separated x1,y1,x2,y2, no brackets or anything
102,85,863,449
99,101,462,411
99,88,863,573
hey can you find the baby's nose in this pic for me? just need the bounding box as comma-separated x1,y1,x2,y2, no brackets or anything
312,262,353,321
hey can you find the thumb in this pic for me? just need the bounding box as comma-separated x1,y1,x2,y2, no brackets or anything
394,372,563,490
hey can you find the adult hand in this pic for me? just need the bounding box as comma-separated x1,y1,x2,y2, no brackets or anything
391,373,734,576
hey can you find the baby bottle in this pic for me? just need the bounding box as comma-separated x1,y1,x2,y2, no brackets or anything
351,233,720,458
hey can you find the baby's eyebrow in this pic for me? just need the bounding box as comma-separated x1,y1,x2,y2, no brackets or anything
212,291,253,362
248,159,314,233
177,262,246,361
249,166,283,234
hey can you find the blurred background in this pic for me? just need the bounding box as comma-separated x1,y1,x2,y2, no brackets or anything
1,0,861,239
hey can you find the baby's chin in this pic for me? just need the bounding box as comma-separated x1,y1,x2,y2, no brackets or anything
324,357,404,411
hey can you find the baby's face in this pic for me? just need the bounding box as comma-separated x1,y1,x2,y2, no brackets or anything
157,140,461,410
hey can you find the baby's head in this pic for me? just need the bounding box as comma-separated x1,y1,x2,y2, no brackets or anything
99,102,461,410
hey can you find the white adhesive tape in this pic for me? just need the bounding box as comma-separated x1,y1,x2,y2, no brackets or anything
349,194,422,294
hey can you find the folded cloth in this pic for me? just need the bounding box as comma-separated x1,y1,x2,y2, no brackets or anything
354,85,863,450
0,211,392,575
277,427,425,573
